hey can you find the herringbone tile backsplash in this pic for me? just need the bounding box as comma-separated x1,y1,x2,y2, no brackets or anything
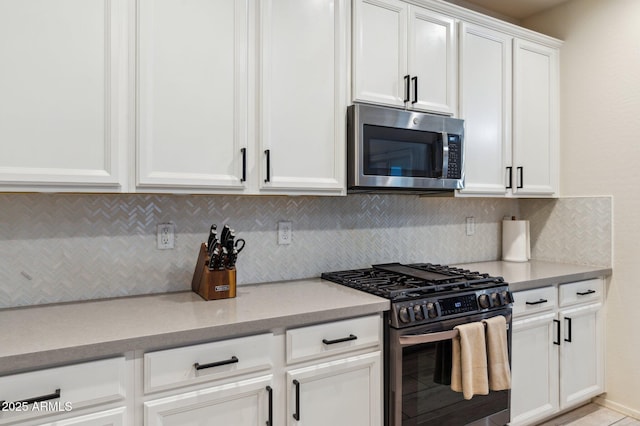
0,194,611,308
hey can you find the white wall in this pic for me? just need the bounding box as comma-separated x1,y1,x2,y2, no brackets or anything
524,0,640,418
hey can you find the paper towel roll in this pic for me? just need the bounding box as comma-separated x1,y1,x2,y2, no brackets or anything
502,220,530,262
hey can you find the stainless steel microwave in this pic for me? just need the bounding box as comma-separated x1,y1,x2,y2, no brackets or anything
347,104,464,193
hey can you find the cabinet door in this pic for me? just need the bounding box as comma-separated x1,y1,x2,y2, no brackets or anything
286,352,381,426
40,407,126,426
512,39,559,196
259,0,347,194
144,375,272,426
559,303,604,409
511,313,559,426
407,6,456,115
0,0,126,191
137,0,248,191
457,23,512,196
352,0,407,108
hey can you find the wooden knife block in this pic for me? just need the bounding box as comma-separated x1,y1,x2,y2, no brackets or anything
191,243,237,301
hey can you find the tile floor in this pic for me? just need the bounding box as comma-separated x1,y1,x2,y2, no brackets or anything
537,403,640,426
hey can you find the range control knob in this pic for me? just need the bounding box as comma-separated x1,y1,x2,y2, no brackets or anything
399,307,411,324
502,290,514,304
478,294,491,309
426,302,438,318
491,292,503,307
413,305,424,321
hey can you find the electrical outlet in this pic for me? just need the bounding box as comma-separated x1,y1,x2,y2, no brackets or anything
278,221,292,245
157,223,175,249
466,217,475,236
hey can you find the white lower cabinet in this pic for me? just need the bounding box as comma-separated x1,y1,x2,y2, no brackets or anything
286,352,381,426
0,357,130,426
510,279,605,426
144,375,273,426
559,303,604,408
40,408,127,426
511,313,559,425
141,315,383,426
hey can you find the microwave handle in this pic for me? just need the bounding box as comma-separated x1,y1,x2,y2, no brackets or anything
441,132,449,179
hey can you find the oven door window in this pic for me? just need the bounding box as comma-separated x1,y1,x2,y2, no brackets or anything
362,125,443,178
401,340,508,426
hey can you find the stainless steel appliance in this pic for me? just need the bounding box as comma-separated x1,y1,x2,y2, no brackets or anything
347,104,464,193
322,263,513,426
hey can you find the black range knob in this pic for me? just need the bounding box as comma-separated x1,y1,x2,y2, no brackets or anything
399,307,411,324
413,305,424,321
491,292,503,307
478,294,490,309
426,302,438,318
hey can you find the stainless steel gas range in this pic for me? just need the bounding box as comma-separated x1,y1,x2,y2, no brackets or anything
322,262,514,426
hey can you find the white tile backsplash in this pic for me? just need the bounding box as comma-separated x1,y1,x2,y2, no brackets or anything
0,194,611,308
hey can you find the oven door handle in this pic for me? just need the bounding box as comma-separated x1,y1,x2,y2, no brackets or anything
398,323,510,347
399,329,458,346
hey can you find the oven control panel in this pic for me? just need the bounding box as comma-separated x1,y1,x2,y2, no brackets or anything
391,287,512,328
438,294,477,315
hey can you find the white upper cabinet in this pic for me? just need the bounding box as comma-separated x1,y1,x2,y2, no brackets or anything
137,0,249,192
0,0,128,192
407,6,457,115
458,25,559,198
258,0,347,194
458,22,512,196
137,0,346,195
512,39,559,196
353,0,457,115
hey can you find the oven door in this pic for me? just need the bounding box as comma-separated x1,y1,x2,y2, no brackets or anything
388,309,512,426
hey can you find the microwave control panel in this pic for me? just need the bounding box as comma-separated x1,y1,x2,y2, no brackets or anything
446,135,462,179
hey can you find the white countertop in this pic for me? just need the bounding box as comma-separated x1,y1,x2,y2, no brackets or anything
0,260,611,376
455,260,612,292
0,279,389,375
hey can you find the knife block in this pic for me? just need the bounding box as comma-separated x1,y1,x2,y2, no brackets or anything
191,243,237,301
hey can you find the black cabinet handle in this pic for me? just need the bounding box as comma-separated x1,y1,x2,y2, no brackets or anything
322,334,357,345
194,356,239,371
564,317,572,342
264,149,271,183
240,148,247,183
292,379,300,421
553,319,560,345
404,75,410,102
577,289,596,296
1,389,60,407
266,386,273,426
411,76,418,104
506,166,513,189
517,166,524,189
526,299,548,305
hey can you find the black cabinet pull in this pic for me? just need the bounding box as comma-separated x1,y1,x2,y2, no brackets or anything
404,75,410,102
292,379,300,421
564,317,572,343
517,166,524,189
526,299,548,305
264,149,271,183
577,289,596,296
411,76,418,104
1,388,60,407
322,334,357,345
266,386,273,426
553,319,560,345
506,166,513,189
240,148,247,182
194,356,239,371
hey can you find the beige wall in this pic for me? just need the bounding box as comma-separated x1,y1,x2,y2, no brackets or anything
524,0,640,418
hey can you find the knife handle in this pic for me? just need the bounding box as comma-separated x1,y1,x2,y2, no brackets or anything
240,148,247,182
264,149,271,183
